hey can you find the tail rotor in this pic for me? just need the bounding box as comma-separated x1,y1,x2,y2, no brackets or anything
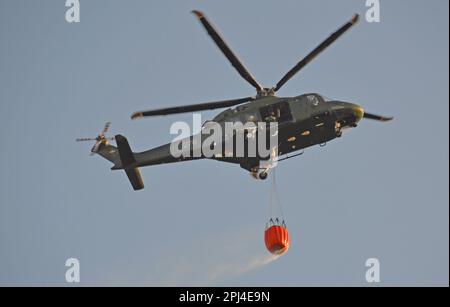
76,122,115,155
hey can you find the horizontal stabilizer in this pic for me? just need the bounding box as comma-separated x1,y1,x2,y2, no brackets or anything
125,168,144,191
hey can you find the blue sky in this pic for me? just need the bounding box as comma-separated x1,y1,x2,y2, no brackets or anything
0,0,448,286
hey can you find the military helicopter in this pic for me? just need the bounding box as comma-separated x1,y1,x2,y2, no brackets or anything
77,10,392,191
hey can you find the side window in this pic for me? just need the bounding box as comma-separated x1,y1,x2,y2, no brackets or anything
260,101,293,123
277,101,293,122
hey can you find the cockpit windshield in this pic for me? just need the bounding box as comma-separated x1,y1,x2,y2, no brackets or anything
318,95,333,102
304,94,333,106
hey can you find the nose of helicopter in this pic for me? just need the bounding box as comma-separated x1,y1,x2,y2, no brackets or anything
350,104,365,122
331,102,365,126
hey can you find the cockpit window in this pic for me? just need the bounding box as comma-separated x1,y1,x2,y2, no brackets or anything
319,95,333,102
307,94,320,106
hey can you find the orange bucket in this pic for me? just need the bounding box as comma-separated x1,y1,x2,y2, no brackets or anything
264,224,290,255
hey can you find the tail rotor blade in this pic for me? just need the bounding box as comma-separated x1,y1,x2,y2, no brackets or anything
76,138,96,142
101,122,111,136
90,142,101,155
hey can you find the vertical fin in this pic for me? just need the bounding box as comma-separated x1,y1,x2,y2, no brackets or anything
115,134,145,191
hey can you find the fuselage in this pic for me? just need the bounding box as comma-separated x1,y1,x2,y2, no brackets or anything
212,93,363,155
132,93,364,171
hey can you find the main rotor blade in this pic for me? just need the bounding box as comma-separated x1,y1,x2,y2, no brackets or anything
192,10,263,92
274,14,359,92
131,97,254,119
363,112,393,122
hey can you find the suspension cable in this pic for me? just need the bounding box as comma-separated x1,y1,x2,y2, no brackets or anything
269,168,285,225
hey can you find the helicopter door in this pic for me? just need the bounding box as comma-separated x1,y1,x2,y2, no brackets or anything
310,111,334,144
260,100,293,123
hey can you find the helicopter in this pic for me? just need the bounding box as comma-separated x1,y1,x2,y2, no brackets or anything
77,10,392,191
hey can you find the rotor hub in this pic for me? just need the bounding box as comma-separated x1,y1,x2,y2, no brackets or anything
257,88,276,98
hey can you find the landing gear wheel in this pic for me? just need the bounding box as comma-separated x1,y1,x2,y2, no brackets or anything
259,171,268,180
